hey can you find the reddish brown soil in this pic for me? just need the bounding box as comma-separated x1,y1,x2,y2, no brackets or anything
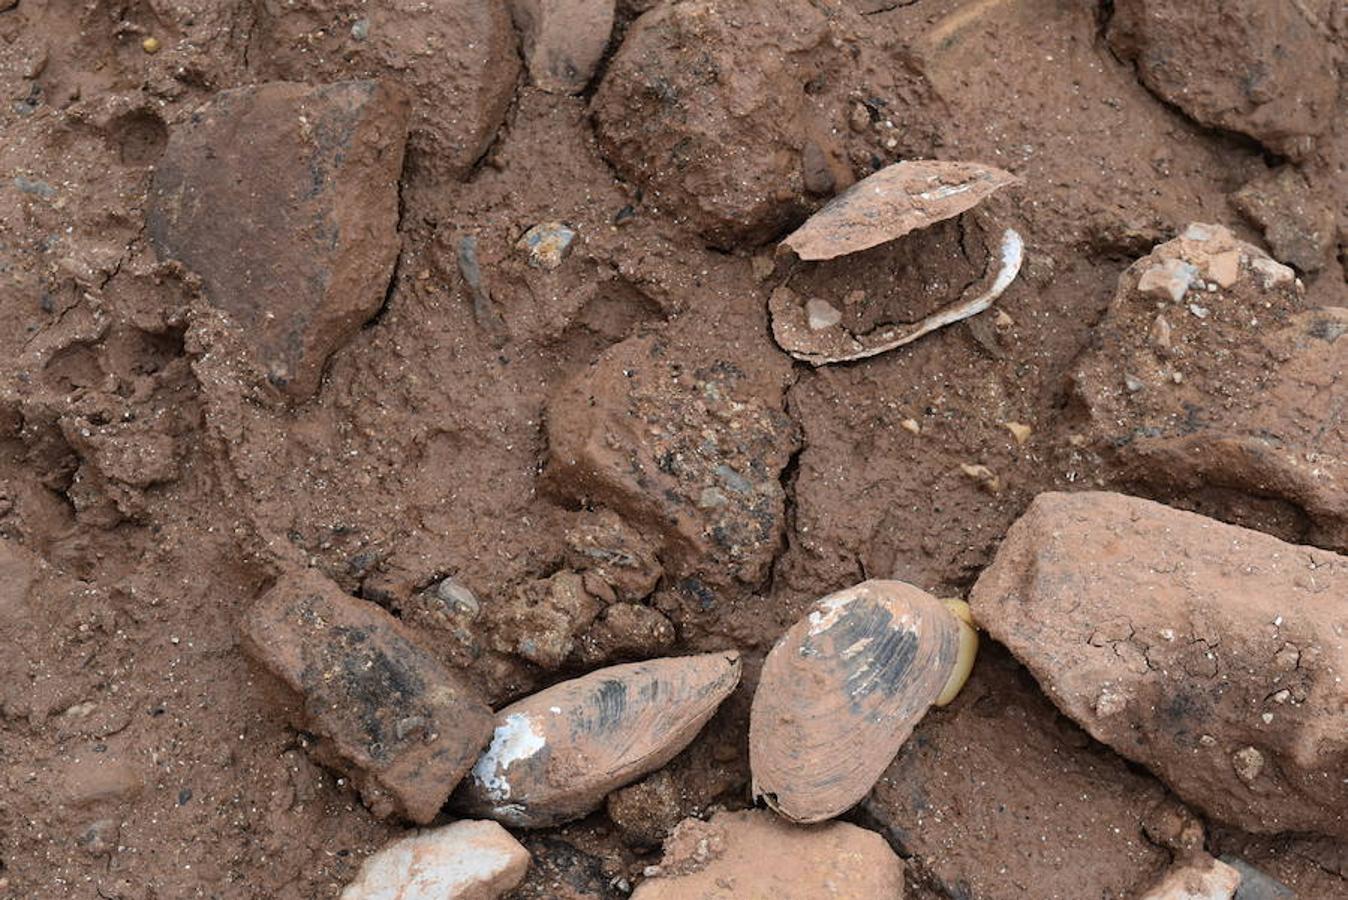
1,1,1344,898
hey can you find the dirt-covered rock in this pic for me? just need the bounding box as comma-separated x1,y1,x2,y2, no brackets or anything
241,569,495,823
971,491,1348,839
1137,855,1241,900
632,809,903,898
546,336,798,588
486,569,604,669
251,0,517,184
1070,223,1348,552
511,0,614,94
592,0,879,247
565,509,664,602
148,80,409,400
1108,0,1340,159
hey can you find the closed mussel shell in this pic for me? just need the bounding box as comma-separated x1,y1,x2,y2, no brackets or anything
750,580,959,823
456,652,742,828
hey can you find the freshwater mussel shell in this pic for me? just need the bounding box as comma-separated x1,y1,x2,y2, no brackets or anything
779,160,1020,261
750,580,959,823
456,652,741,828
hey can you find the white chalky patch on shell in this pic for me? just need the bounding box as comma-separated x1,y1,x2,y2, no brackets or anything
471,713,545,802
807,593,857,635
991,228,1024,296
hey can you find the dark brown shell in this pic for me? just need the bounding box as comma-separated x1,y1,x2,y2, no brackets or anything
456,652,741,828
779,160,1019,261
749,580,959,823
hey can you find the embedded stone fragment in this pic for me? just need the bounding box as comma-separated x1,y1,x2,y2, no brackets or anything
148,80,410,399
241,569,494,823
1108,0,1339,159
970,491,1348,838
340,820,530,900
546,336,798,586
1070,223,1347,551
1231,166,1336,273
1137,855,1241,900
632,809,904,898
517,221,578,269
511,0,615,94
564,509,664,602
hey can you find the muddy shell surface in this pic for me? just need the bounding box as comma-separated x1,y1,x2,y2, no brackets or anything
779,160,1020,261
456,652,742,828
750,580,960,823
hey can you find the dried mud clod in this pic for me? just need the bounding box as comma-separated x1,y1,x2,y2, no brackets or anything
545,336,799,590
749,579,966,824
455,652,741,828
250,0,518,184
511,0,615,95
592,0,908,247
1107,0,1340,160
1069,223,1348,551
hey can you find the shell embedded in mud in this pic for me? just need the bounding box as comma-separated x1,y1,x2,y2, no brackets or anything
750,580,960,823
456,652,742,828
778,160,1020,261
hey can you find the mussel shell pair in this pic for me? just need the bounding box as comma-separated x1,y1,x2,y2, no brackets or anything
750,580,967,823
456,652,741,828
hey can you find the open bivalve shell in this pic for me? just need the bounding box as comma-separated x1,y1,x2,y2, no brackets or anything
456,652,741,828
750,580,961,823
770,160,1023,365
779,160,1020,261
770,226,1023,365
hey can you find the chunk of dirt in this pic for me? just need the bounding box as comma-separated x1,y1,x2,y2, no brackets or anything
545,336,799,588
1231,166,1338,274
592,0,887,247
250,0,518,184
1108,0,1340,159
511,0,615,94
1070,224,1348,552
